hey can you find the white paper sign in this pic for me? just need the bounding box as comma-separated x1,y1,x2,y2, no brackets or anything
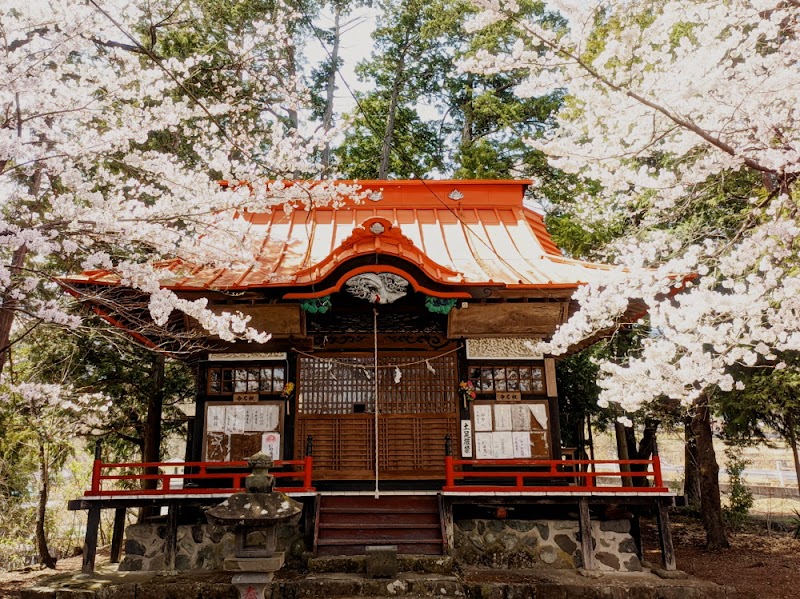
261,432,281,459
225,405,245,434
511,404,531,431
513,432,532,458
249,405,279,431
492,432,514,459
243,405,256,431
494,404,513,431
473,405,493,431
530,404,548,430
475,432,494,459
460,420,473,458
206,406,226,432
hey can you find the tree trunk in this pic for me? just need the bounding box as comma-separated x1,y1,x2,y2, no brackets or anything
139,353,165,521
379,40,408,179
625,418,658,487
35,441,57,569
0,244,29,378
786,411,800,498
614,420,632,486
0,169,41,378
690,395,729,549
321,8,341,170
285,44,299,133
684,416,702,509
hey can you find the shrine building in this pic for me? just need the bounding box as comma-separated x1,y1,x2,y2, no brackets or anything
64,180,676,575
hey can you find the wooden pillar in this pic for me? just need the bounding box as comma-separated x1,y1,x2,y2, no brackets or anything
164,503,179,571
656,500,677,571
81,506,102,574
630,510,643,560
439,495,454,553
110,508,126,563
578,497,595,570
544,358,562,457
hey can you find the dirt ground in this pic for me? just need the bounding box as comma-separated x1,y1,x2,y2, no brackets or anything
3,516,800,598
0,552,92,599
641,515,800,599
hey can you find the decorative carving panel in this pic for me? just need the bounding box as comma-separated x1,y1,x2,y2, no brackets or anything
345,272,409,304
466,338,543,360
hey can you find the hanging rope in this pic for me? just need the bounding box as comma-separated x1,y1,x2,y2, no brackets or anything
291,345,462,369
373,307,380,499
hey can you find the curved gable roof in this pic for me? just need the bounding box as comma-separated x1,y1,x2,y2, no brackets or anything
62,180,619,294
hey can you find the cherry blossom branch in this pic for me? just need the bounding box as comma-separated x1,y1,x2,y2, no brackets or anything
510,14,777,175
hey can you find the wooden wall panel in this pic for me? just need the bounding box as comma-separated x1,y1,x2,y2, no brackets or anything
448,302,566,337
193,304,305,338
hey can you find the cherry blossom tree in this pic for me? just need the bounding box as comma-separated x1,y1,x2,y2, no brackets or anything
1,0,364,565
1,0,362,376
464,0,799,547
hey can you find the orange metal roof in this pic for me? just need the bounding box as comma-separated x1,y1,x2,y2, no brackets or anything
63,180,619,295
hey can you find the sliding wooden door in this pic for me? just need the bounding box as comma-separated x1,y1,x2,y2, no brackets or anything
295,353,458,480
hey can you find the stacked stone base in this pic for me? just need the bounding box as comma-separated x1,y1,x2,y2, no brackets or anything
119,522,305,572
121,518,640,573
453,519,642,572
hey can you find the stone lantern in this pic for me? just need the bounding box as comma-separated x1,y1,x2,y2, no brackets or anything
206,453,303,599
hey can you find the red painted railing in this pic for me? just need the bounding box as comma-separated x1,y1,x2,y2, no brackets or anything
85,457,315,496
443,456,668,492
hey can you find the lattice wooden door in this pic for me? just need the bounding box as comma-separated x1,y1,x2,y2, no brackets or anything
295,353,458,480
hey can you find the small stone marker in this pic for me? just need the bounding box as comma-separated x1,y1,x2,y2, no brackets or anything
365,545,398,578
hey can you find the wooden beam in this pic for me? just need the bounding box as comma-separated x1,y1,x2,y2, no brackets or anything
544,358,557,397
578,497,595,571
656,500,677,571
110,508,126,563
81,506,101,574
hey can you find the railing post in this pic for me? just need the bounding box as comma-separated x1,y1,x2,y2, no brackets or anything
445,455,455,489
303,435,314,491
91,439,102,493
303,455,314,490
652,440,664,489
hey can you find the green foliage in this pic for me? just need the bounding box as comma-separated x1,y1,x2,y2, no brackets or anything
11,322,194,462
335,95,444,178
556,343,610,450
722,445,754,530
790,510,800,539
718,358,800,450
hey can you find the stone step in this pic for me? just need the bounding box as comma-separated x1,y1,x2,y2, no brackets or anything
307,554,453,575
290,573,463,598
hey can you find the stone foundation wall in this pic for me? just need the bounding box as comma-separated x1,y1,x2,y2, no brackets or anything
119,522,305,572
453,519,642,572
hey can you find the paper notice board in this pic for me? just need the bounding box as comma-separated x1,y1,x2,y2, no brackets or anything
203,401,283,461
468,401,550,459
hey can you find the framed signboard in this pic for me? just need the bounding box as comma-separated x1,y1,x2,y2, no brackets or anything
203,401,284,462
469,400,550,459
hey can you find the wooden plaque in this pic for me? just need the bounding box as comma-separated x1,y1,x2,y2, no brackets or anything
233,393,259,404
